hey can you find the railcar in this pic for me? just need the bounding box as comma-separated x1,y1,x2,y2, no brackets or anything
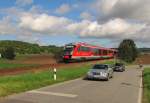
63,42,117,62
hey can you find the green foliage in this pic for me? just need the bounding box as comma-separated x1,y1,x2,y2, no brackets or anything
1,47,16,60
0,40,63,55
53,48,64,62
143,68,150,103
139,48,150,53
118,39,138,63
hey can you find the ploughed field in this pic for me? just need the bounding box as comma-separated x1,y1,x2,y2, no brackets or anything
0,54,113,76
135,54,150,64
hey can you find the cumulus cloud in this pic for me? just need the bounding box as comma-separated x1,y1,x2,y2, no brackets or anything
80,12,93,20
0,16,18,35
18,13,148,42
16,0,33,7
55,4,71,14
97,0,150,22
19,13,72,34
75,19,146,39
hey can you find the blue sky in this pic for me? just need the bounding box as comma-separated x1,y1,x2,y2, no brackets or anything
0,0,149,47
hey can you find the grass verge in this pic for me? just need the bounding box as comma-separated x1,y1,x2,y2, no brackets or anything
143,67,150,103
0,63,38,70
0,60,115,97
0,64,91,97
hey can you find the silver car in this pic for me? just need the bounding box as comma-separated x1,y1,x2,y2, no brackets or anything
86,64,114,81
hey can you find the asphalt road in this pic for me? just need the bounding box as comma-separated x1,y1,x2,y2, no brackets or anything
0,66,142,103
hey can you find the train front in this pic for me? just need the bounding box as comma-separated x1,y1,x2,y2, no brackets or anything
63,44,75,62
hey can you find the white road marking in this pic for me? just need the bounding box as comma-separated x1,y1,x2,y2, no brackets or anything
138,70,143,103
28,90,78,98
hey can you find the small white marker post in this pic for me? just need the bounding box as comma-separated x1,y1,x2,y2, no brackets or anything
54,68,57,80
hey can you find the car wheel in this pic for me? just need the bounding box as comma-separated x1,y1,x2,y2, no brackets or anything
111,74,113,78
106,74,109,81
83,76,88,80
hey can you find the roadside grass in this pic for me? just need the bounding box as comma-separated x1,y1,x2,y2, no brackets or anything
0,63,38,70
143,67,150,103
0,60,115,97
0,64,91,97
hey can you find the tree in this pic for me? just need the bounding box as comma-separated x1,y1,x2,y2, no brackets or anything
1,47,16,60
118,39,138,63
53,48,63,63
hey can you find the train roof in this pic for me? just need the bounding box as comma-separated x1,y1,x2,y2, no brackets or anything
65,42,117,51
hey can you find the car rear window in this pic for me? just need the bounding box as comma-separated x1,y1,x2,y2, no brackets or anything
93,65,108,69
115,63,123,66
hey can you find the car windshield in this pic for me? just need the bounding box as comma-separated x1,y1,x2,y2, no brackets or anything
93,65,108,69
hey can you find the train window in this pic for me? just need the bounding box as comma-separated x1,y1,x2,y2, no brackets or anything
109,51,112,54
78,46,90,52
103,50,108,55
99,50,102,55
92,48,99,55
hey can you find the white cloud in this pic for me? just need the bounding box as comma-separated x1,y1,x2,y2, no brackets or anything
96,0,150,22
0,16,18,35
55,4,71,14
18,13,148,42
19,13,72,34
72,18,146,39
80,12,93,20
16,0,33,7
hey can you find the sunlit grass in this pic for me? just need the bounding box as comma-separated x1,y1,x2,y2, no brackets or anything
143,67,150,103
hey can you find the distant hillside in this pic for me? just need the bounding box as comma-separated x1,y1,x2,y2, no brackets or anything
139,48,150,53
0,40,63,54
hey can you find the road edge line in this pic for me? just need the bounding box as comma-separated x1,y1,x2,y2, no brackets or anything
28,78,82,91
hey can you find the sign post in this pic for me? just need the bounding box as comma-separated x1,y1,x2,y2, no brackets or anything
54,68,57,80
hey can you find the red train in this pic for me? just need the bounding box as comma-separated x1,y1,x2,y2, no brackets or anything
63,42,117,62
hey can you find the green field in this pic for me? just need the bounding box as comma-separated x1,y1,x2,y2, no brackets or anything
0,64,91,97
0,60,115,97
0,63,38,70
143,67,150,103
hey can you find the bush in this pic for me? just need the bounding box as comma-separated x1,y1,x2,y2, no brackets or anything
1,47,16,60
53,49,63,63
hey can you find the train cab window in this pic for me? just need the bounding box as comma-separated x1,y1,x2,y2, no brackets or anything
64,45,75,55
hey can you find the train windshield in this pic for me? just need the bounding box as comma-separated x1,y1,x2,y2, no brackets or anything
64,45,75,55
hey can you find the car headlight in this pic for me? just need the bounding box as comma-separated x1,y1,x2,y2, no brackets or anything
87,71,92,75
100,72,107,77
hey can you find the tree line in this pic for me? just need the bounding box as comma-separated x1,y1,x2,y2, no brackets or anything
0,40,63,60
0,40,63,54
0,39,147,63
